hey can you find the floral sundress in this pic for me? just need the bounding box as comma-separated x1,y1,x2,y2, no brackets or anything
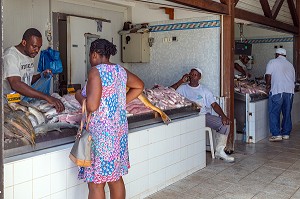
78,64,129,183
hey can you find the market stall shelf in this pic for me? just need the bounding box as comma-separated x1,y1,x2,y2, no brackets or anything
4,128,77,158
4,114,206,199
234,92,269,143
4,103,200,158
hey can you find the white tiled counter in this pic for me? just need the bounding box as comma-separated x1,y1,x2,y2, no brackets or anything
248,99,269,143
292,91,300,124
4,115,206,199
247,91,300,143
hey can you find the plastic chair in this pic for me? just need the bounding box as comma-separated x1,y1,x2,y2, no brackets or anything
204,127,215,159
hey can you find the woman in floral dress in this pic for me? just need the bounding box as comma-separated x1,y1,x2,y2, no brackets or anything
75,38,144,199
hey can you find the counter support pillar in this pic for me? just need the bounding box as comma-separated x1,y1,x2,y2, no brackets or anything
0,0,3,197
295,0,300,81
221,0,235,153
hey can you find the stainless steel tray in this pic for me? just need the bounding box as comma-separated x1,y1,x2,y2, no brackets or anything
234,92,268,102
128,104,200,129
4,104,200,158
4,128,77,158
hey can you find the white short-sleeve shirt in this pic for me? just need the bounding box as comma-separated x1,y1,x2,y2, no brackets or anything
176,84,216,114
234,59,247,76
265,56,295,95
3,46,35,94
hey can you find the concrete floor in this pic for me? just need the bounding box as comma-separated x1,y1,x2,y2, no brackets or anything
146,122,300,199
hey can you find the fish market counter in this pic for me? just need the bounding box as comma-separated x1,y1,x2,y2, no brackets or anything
4,104,200,158
4,113,206,198
234,92,269,143
234,91,300,143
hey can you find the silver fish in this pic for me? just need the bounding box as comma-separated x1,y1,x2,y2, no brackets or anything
29,99,47,108
47,116,59,124
44,108,57,119
4,119,31,146
4,125,23,139
28,107,46,125
34,122,78,134
8,102,29,113
4,114,35,145
20,100,39,109
4,104,36,144
28,114,39,127
39,103,54,112
51,93,77,111
15,110,35,138
137,93,171,124
21,100,52,112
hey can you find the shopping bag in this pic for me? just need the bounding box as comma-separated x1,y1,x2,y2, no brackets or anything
22,75,52,102
69,99,92,167
38,47,63,74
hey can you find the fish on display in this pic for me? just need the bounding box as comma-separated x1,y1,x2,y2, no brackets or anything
4,104,36,141
8,102,29,113
4,110,35,145
28,107,46,125
28,114,39,127
48,116,59,124
38,102,55,112
4,125,23,139
137,93,171,124
51,93,77,112
20,100,53,113
15,110,36,137
44,108,57,119
20,100,42,110
4,99,80,145
4,124,32,145
34,122,78,135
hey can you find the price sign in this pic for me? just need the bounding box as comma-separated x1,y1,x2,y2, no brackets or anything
7,93,21,103
67,87,76,95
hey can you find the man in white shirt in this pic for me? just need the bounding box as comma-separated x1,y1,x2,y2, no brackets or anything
234,55,251,78
3,28,64,112
265,48,295,141
171,68,234,162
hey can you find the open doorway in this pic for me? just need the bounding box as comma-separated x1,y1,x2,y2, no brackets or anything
233,21,295,144
52,13,111,95
85,33,101,76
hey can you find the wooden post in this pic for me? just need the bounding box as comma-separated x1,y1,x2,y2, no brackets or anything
221,0,235,153
165,8,174,20
295,0,300,81
0,0,3,197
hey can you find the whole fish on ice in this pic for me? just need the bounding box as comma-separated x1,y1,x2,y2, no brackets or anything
138,93,171,124
4,106,35,145
28,107,46,125
126,87,171,124
34,123,78,135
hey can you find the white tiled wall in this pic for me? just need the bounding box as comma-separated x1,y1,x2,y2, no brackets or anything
249,42,293,78
4,115,206,199
129,16,221,97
